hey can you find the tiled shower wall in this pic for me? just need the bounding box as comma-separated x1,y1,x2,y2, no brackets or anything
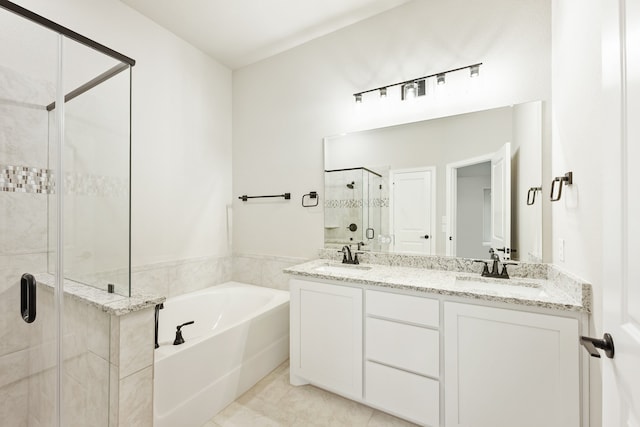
0,64,52,426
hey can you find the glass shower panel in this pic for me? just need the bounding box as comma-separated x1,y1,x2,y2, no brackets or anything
47,37,131,297
0,8,59,426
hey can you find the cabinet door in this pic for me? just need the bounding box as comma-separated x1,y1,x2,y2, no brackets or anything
290,279,363,399
444,302,580,427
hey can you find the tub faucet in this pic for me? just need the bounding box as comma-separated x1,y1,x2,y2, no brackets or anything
173,321,195,345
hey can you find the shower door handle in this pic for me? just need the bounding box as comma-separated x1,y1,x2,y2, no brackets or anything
21,273,36,323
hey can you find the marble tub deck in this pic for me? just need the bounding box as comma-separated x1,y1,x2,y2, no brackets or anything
284,258,591,313
203,360,417,427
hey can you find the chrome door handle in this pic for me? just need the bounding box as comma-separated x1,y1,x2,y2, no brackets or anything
420,235,430,239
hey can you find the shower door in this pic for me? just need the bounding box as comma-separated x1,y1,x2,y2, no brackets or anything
0,8,61,426
1,2,133,426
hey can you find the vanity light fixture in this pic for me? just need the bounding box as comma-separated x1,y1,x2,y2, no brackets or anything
353,62,482,103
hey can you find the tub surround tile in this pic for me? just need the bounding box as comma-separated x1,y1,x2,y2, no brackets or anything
85,352,109,427
232,256,263,285
117,307,154,379
131,255,232,298
168,256,230,297
285,259,591,313
87,308,110,361
109,365,119,427
233,253,308,290
118,366,153,427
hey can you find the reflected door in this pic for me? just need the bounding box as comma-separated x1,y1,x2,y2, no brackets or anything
390,167,435,254
490,142,511,259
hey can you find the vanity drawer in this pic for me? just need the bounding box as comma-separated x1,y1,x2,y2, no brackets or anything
366,361,439,427
366,317,439,377
366,290,439,327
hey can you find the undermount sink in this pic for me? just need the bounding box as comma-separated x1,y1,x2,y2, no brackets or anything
454,276,548,298
313,263,373,274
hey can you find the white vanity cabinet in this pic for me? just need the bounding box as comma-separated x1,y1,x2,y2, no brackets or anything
444,302,581,427
289,278,363,399
289,274,586,427
365,290,440,427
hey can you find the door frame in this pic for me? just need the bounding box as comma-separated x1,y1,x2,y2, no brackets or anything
389,166,437,254
445,153,493,257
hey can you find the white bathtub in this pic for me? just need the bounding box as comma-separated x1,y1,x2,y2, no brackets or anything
153,282,290,427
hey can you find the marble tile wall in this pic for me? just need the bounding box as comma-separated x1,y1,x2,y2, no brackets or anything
131,255,232,298
25,288,112,427
232,254,309,291
1,65,51,427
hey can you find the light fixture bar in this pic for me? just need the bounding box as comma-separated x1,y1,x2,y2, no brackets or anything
352,62,482,99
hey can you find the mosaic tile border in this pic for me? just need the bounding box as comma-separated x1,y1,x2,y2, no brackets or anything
0,164,127,197
324,197,389,208
0,164,54,194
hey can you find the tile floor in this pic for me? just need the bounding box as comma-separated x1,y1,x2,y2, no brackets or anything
202,360,419,427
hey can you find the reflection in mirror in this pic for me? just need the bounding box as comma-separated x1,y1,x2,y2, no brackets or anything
323,101,543,262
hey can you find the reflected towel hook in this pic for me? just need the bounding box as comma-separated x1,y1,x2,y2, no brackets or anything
550,172,573,202
527,187,542,205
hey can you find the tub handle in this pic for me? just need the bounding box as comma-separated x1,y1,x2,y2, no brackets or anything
174,321,195,345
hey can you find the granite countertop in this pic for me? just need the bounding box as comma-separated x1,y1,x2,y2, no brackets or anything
284,259,591,313
35,273,165,316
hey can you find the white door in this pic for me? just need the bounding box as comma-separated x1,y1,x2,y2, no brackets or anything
490,142,512,260
390,167,435,254
601,1,640,424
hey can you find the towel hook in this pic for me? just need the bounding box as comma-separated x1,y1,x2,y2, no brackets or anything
550,172,573,202
527,187,542,205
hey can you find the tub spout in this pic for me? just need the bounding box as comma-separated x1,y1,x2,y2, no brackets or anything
173,320,195,345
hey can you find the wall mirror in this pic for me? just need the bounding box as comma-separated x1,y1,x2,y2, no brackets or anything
323,101,543,262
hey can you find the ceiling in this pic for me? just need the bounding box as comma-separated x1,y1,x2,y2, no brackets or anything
120,0,412,69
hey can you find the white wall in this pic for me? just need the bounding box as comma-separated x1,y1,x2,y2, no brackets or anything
456,169,491,259
13,0,233,270
551,0,603,425
233,0,551,259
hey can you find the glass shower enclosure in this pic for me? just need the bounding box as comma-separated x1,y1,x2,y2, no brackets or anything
324,167,383,252
0,1,133,425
